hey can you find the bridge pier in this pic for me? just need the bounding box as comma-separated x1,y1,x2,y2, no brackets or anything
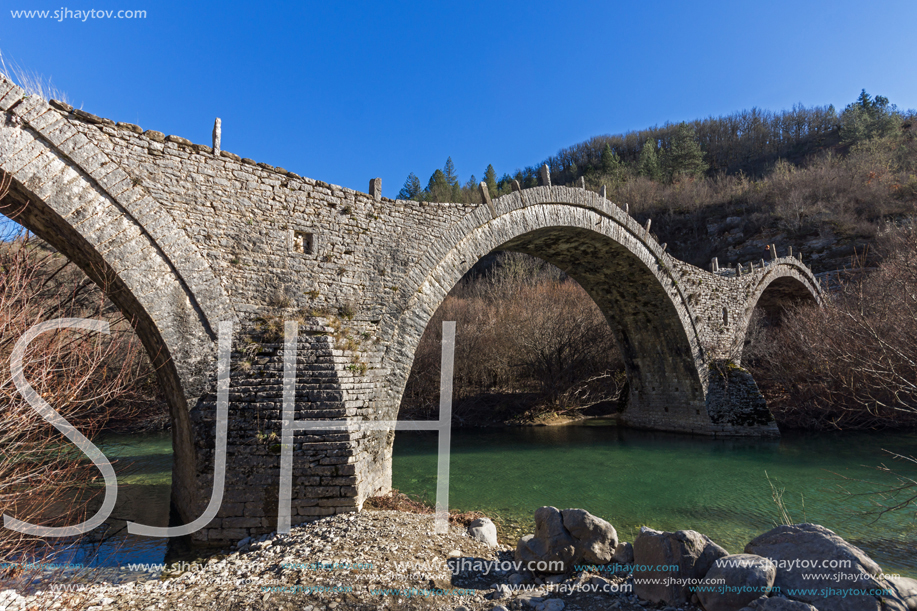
185,316,390,544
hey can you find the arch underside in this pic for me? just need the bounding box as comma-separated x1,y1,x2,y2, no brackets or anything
498,226,709,430
1,179,188,400
753,275,819,321
0,174,212,527
737,269,822,364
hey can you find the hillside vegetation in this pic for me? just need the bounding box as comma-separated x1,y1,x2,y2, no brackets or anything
399,91,917,272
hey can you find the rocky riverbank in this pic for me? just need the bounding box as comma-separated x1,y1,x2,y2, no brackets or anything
3,507,916,611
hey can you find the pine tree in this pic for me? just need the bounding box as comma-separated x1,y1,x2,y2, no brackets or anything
452,182,463,202
426,169,451,202
431,157,461,202
567,163,578,185
638,139,661,181
665,123,708,180
840,90,900,144
601,144,620,175
483,164,498,198
397,172,423,200
443,157,459,188
497,173,514,196
463,175,479,203
856,89,873,111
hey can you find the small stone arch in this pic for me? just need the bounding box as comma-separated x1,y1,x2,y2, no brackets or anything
738,260,822,360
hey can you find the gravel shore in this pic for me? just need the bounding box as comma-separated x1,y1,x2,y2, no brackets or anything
2,510,700,611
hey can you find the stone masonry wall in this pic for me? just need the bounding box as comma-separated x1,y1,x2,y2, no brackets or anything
188,315,389,544
674,257,822,365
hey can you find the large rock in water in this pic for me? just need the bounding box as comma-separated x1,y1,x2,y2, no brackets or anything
697,554,776,611
744,523,908,611
515,507,617,574
632,526,728,605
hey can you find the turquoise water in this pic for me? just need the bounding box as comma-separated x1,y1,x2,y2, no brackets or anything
44,425,917,578
49,432,173,569
392,423,917,577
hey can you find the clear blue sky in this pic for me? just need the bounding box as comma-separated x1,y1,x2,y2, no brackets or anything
2,0,916,197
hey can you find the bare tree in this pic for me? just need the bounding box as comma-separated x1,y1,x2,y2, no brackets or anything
748,222,917,429
400,253,625,423
0,172,160,583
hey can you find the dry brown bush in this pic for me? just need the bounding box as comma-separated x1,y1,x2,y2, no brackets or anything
746,222,917,429
0,200,161,567
400,253,625,423
363,489,486,528
588,133,917,267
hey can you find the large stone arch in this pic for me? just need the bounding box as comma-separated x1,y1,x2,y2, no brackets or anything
377,188,713,436
0,80,234,524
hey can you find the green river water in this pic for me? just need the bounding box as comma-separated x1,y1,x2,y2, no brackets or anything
62,422,917,577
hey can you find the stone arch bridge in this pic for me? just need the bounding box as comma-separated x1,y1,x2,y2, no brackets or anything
0,82,820,544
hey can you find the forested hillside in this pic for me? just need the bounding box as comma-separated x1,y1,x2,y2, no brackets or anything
398,91,917,272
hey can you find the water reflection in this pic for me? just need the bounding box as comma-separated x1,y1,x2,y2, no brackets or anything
393,423,917,577
31,424,917,580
